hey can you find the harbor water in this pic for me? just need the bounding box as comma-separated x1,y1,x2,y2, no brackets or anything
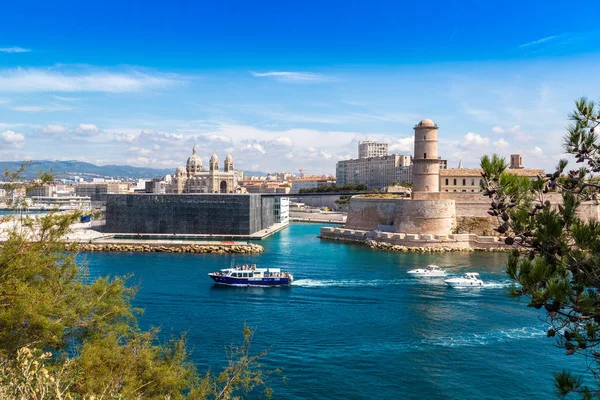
84,223,582,399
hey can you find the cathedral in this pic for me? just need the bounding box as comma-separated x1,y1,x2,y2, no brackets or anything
167,146,242,194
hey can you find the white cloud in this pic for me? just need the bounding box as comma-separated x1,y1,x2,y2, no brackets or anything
76,124,99,134
493,138,509,149
532,146,544,156
11,104,73,112
0,47,31,53
461,132,490,146
243,143,266,154
42,124,67,134
389,137,414,153
492,126,504,134
251,71,334,83
1,130,25,148
273,136,294,147
0,68,180,93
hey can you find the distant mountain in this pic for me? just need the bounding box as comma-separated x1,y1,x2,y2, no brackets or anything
0,160,272,181
0,160,173,180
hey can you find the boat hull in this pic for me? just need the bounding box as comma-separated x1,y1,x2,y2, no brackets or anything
407,271,447,277
209,274,293,286
444,279,484,287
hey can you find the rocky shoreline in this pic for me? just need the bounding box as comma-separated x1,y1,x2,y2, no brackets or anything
321,236,517,253
70,242,265,254
364,239,513,252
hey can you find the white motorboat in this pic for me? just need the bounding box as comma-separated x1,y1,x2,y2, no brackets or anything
407,265,448,277
444,272,485,287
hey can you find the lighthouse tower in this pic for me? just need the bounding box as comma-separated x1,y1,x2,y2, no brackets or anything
412,119,440,193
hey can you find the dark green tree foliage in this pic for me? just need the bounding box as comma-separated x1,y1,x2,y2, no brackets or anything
481,98,600,399
299,184,367,193
0,165,274,399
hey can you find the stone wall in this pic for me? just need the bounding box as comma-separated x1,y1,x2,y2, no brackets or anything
105,194,275,235
344,197,455,235
320,226,512,252
344,198,399,231
393,199,455,234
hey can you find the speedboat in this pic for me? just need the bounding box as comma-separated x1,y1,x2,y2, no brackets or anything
407,265,448,277
444,272,484,287
208,264,293,286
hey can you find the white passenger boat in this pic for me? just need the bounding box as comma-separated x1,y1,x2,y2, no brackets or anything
444,272,484,287
407,265,448,277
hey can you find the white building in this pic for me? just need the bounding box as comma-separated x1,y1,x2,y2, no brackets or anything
359,141,389,158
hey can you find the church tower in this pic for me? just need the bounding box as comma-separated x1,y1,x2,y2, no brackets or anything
412,118,440,192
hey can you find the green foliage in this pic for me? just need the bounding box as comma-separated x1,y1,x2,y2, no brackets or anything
0,167,276,398
481,97,600,399
299,184,367,193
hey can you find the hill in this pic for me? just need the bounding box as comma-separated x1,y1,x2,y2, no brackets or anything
0,160,270,181
0,160,173,181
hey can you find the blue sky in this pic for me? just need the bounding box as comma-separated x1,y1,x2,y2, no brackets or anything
0,1,599,174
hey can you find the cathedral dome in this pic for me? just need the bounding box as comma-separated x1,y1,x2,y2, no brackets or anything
186,146,203,174
176,166,186,175
225,154,233,163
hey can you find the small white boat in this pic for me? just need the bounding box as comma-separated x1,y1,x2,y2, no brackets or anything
444,272,484,287
407,264,448,277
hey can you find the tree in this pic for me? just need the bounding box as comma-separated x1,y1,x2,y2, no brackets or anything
0,165,274,399
481,98,600,398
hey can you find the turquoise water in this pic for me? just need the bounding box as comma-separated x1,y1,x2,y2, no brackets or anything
84,223,582,399
0,209,49,215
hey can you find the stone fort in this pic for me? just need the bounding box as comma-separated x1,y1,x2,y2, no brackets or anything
327,118,600,244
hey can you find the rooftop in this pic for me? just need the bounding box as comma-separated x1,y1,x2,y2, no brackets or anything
440,168,544,177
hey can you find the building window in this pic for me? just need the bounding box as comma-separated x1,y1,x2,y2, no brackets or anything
462,179,466,185
424,153,427,158
453,179,456,185
462,190,466,192
471,178,475,185
445,179,448,185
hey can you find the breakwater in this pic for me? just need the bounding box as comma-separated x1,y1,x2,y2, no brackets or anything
72,242,264,254
320,226,515,252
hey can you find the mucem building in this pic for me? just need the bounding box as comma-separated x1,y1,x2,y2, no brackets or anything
105,194,289,235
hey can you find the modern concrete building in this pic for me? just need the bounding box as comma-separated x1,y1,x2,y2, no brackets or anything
358,141,389,158
75,182,130,201
336,150,412,190
105,193,289,235
167,146,243,194
412,119,440,192
30,185,57,197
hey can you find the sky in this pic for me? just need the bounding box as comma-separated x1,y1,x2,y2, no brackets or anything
0,0,599,174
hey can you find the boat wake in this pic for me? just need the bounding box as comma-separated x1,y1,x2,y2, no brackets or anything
419,326,546,348
483,280,515,289
293,278,516,289
293,279,408,288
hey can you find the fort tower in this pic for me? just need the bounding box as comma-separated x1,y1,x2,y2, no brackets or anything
412,118,440,193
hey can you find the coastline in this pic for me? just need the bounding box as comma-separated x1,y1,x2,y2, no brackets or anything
320,226,518,253
70,242,264,254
